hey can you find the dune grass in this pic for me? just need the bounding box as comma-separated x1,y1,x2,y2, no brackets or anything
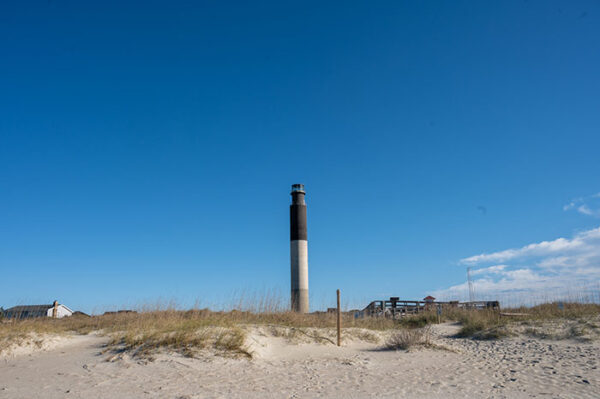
2,302,598,357
0,308,397,358
466,302,599,339
404,302,600,340
384,325,432,350
510,302,600,320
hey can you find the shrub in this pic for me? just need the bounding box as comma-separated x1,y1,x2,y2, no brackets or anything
398,312,439,328
384,326,431,350
453,309,509,339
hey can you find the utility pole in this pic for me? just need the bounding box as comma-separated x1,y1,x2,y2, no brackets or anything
467,267,475,302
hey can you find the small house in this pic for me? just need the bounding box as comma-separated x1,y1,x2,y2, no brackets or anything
423,296,436,310
3,301,73,320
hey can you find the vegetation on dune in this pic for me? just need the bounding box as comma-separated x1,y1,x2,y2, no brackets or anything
512,302,600,320
449,302,599,340
109,325,250,360
0,308,397,358
1,302,598,358
397,312,440,329
455,318,510,340
396,302,600,340
384,325,432,350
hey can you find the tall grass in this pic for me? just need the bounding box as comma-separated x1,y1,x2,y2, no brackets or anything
392,302,600,340
384,325,432,350
0,307,398,358
2,301,598,358
448,302,599,339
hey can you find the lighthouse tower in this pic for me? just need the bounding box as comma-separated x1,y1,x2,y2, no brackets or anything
290,184,309,313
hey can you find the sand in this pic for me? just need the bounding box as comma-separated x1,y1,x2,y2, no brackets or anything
0,323,598,398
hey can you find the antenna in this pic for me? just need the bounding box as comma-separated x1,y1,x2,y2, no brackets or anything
467,267,475,302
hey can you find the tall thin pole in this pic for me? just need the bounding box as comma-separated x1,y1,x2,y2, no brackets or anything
467,267,475,302
336,289,341,346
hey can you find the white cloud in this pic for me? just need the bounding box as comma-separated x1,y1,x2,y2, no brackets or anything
470,264,506,276
564,193,600,217
578,205,596,216
434,227,600,306
461,228,599,264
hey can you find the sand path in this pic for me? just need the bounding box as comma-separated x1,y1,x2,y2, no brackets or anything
0,324,598,398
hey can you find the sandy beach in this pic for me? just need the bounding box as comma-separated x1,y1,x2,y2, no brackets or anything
1,323,598,399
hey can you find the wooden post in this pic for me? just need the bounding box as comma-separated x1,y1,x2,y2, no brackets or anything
336,289,341,346
52,300,58,319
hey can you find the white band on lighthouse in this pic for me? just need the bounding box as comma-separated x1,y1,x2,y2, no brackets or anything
291,239,309,313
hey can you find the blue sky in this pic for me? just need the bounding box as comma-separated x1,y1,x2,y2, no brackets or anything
1,1,599,313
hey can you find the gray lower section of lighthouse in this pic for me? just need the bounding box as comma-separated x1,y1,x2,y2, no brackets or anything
290,239,309,313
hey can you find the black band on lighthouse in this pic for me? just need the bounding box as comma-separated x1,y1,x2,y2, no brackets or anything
290,204,307,241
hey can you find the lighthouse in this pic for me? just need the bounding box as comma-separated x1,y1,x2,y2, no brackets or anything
290,184,309,313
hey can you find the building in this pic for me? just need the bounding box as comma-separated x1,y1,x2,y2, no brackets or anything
3,301,73,320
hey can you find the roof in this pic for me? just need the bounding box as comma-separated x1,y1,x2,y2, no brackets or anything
72,311,90,317
3,303,74,319
423,296,436,300
5,305,53,313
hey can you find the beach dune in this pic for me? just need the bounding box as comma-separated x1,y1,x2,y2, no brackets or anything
1,323,598,398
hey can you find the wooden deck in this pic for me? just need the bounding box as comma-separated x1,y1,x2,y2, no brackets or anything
358,298,500,318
